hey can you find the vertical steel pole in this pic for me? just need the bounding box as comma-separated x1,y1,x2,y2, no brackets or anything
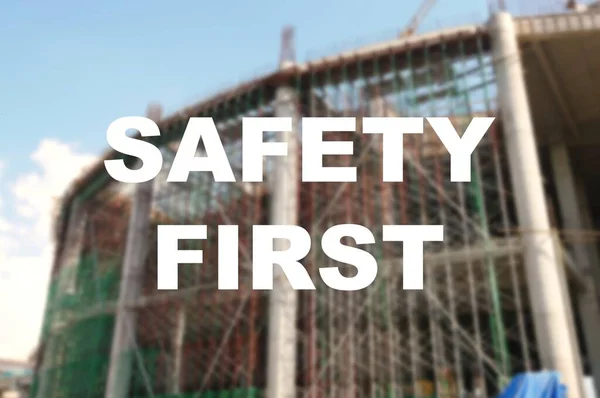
104,104,162,398
489,11,584,397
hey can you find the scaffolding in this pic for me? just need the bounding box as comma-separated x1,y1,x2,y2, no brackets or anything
31,15,588,398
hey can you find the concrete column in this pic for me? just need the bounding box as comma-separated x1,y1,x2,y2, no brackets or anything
104,104,162,398
489,12,584,397
550,144,600,396
265,85,300,398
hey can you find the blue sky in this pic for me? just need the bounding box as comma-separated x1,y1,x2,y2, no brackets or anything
1,0,555,361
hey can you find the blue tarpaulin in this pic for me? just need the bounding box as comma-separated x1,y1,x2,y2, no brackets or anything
498,372,567,397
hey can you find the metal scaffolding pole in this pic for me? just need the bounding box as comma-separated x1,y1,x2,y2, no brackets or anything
489,11,584,397
104,104,163,398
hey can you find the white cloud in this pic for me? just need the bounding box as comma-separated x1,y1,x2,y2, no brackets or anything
0,140,96,361
0,248,54,361
13,140,97,242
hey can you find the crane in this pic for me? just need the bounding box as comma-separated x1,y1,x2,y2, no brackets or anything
399,0,438,38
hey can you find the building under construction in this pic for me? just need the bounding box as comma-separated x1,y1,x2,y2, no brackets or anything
31,6,600,398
